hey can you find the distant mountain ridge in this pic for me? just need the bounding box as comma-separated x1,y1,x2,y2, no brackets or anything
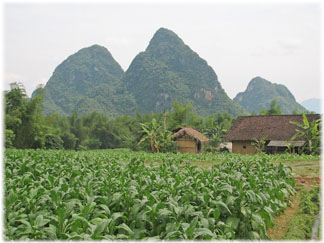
301,98,322,114
233,76,307,114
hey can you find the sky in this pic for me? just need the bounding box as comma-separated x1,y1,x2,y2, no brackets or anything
2,1,322,103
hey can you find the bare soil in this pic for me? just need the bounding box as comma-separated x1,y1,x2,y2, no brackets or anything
294,175,320,185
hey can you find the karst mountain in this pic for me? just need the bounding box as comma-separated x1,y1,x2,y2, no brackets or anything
38,28,305,118
121,27,247,117
41,44,135,116
233,76,306,114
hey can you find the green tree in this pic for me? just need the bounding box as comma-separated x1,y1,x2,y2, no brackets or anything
69,110,87,149
167,100,192,130
44,134,64,150
85,138,102,150
259,99,283,115
5,86,45,148
83,112,122,149
61,132,77,150
202,112,234,151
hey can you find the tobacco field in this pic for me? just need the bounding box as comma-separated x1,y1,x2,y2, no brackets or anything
5,149,301,240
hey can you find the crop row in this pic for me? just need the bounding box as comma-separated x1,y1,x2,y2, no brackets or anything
5,149,295,240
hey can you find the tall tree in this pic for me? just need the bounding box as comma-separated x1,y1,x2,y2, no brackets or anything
5,86,45,148
259,99,283,115
167,100,192,130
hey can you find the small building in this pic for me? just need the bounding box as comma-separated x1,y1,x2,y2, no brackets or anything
224,114,320,154
171,127,209,153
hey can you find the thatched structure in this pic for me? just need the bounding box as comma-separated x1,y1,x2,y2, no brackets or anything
224,114,320,154
171,127,209,153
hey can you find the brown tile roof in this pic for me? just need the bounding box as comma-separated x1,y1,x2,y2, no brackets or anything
224,114,320,141
171,127,209,144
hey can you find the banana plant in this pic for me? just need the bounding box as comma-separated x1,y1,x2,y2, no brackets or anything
251,136,268,154
138,118,162,153
289,113,321,154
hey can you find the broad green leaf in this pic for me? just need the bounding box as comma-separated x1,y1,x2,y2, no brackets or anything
61,183,68,192
116,223,134,236
186,216,198,235
93,219,110,236
219,184,233,194
181,222,190,232
6,190,18,208
246,190,256,203
34,215,50,228
200,218,209,229
99,204,111,215
249,231,260,240
215,201,232,215
193,228,215,239
226,217,240,230
164,230,181,239
111,212,124,222
213,208,221,221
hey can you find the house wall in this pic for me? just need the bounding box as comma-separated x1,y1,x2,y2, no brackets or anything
176,138,197,153
232,141,256,154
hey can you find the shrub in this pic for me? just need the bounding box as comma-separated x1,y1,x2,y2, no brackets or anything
44,134,63,150
61,132,77,150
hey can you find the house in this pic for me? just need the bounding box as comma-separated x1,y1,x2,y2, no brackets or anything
171,127,209,153
224,114,320,154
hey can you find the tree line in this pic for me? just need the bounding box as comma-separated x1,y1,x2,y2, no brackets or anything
4,87,235,151
5,86,316,153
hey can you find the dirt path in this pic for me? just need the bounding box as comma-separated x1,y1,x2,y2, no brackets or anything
267,191,301,240
267,175,320,240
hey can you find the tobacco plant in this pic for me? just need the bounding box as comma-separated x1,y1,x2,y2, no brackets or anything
5,149,295,240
